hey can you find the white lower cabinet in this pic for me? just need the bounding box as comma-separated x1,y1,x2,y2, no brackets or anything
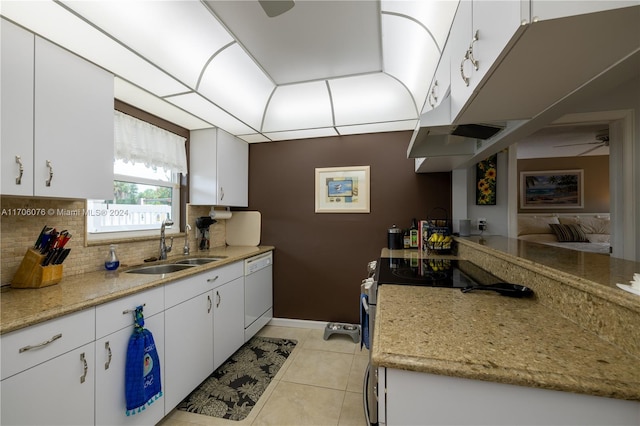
95,313,165,426
382,367,640,426
1,343,95,425
0,256,270,425
164,291,214,413
213,277,245,370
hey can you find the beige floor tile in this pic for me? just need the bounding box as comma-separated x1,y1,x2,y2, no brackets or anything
257,325,313,344
251,381,344,426
303,328,359,354
338,391,367,426
346,353,369,393
281,348,354,390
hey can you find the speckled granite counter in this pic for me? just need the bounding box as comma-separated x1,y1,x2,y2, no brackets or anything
372,242,640,401
0,246,273,335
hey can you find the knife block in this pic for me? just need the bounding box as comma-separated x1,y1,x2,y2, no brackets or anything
12,248,63,289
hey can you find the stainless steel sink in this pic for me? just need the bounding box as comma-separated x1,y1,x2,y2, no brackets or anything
173,257,227,265
126,264,196,274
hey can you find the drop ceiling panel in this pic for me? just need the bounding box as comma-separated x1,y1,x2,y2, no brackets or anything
114,78,211,130
204,0,382,84
198,43,275,129
382,13,439,108
166,93,256,135
264,127,339,141
337,119,417,135
330,73,417,126
262,82,333,132
62,1,234,88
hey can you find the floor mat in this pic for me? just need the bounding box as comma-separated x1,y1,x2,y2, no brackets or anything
176,336,297,421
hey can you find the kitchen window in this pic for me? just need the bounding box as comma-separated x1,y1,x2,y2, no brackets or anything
87,109,187,241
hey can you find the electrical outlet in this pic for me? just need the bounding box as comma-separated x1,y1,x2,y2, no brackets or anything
478,218,487,231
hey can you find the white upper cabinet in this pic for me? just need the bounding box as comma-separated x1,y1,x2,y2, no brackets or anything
190,128,248,207
34,37,114,199
1,19,35,196
449,0,525,121
1,20,114,199
530,0,639,22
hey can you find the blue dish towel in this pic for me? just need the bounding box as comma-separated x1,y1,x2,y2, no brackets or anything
125,306,162,416
360,293,369,350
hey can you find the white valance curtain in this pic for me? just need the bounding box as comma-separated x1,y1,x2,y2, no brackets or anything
114,110,188,174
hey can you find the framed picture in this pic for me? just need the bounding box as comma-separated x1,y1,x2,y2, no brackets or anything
476,154,497,205
520,169,584,209
315,166,370,213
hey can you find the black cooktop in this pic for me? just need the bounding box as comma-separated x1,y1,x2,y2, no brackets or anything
376,258,499,288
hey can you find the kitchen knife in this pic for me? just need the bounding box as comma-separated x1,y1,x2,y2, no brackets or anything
41,249,56,266
54,248,71,264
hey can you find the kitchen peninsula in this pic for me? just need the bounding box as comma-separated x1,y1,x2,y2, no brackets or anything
372,238,640,425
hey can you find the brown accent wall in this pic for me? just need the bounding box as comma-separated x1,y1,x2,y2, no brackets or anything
246,131,451,324
517,155,609,213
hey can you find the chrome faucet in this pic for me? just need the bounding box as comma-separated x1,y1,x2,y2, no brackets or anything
183,224,191,256
159,218,174,260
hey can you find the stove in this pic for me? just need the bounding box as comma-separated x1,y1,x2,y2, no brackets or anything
376,257,499,288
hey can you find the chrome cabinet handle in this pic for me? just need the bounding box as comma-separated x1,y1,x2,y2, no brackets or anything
19,333,62,353
45,160,54,187
15,156,24,185
80,352,88,384
206,275,219,283
216,290,221,308
207,294,212,314
220,187,224,200
104,341,112,370
428,80,439,108
460,30,479,87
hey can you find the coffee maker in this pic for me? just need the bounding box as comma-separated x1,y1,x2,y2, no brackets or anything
195,216,216,250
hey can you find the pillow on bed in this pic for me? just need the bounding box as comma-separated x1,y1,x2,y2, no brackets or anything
549,223,589,242
577,217,610,235
518,216,560,236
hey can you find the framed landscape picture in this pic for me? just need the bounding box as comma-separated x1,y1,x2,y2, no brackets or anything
520,169,584,209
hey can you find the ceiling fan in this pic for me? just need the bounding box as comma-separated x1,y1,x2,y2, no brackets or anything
553,129,610,156
259,0,295,17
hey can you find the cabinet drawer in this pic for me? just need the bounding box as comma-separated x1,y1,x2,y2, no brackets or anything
1,308,95,380
165,273,210,309
95,286,164,339
204,261,243,290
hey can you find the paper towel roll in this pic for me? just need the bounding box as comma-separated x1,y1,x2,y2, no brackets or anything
209,208,232,220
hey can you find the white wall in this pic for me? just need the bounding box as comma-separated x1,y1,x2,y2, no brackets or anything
464,151,509,236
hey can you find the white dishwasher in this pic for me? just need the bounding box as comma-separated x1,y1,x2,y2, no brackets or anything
244,252,273,341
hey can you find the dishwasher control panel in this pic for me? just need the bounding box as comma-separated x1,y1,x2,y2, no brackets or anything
244,252,273,275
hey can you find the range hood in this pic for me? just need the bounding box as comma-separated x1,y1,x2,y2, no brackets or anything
406,95,505,159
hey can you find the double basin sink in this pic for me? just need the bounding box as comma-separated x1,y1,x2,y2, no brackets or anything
126,257,227,275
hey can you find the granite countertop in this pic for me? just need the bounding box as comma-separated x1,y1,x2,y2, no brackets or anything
456,236,640,312
0,245,274,335
372,244,640,401
372,284,640,401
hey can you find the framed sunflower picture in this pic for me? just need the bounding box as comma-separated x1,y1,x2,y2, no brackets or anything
476,154,497,205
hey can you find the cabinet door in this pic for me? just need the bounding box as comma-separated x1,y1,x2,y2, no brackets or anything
164,291,214,413
531,0,637,21
450,0,523,121
1,19,34,196
95,313,165,426
213,277,245,369
0,343,94,426
216,129,248,207
33,36,114,199
189,128,218,205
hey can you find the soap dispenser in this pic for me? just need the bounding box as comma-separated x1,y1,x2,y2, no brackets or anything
104,244,120,271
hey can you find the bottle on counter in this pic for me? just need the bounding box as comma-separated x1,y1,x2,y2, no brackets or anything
409,218,419,248
104,244,120,271
403,229,410,249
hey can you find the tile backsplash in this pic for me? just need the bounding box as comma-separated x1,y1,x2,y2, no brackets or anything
0,196,226,286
